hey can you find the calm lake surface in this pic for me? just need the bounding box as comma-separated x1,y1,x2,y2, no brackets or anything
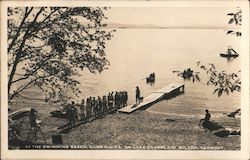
76,28,241,117
19,28,240,117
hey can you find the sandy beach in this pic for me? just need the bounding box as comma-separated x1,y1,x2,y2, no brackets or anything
9,99,240,150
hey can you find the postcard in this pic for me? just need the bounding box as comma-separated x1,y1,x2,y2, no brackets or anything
1,0,249,159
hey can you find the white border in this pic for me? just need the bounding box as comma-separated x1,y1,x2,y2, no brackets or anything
1,1,249,160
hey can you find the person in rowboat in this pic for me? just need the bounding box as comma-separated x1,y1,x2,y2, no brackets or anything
149,73,155,79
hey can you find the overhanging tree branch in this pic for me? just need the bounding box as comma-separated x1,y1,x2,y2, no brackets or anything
8,7,33,53
8,7,114,104
9,74,51,101
11,54,55,84
8,7,45,94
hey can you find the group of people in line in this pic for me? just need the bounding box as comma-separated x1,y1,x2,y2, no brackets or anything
64,91,128,126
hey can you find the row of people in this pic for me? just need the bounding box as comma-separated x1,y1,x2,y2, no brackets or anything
64,91,128,125
65,101,79,125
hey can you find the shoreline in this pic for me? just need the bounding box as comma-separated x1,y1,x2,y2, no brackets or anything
9,99,240,150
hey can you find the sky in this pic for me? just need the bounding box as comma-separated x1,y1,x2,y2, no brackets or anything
105,7,240,29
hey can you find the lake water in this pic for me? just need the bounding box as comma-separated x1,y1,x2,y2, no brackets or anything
75,28,241,117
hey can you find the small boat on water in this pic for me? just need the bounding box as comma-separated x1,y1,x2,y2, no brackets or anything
146,76,155,83
146,73,155,83
220,47,239,58
220,53,239,58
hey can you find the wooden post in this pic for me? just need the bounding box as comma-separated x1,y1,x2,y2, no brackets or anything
179,85,185,93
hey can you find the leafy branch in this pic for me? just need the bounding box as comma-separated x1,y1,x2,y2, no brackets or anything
226,8,242,37
8,7,115,104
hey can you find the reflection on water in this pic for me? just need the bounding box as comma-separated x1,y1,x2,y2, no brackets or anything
76,29,240,116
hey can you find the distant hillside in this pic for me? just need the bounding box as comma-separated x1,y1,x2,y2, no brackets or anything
105,23,240,29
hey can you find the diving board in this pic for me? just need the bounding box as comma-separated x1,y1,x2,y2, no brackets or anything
118,83,184,114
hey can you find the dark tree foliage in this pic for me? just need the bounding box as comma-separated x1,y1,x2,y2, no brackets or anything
8,7,115,103
173,62,241,97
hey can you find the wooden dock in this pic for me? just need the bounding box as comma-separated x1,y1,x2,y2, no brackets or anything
118,83,184,114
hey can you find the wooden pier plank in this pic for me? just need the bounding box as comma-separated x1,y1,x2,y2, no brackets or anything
154,83,184,93
119,93,163,113
118,83,184,113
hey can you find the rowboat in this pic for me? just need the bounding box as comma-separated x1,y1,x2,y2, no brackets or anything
220,53,239,58
146,73,156,83
146,76,155,83
9,108,31,121
220,48,239,58
50,109,67,119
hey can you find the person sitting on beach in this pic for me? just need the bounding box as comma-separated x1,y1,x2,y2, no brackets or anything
199,109,211,125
